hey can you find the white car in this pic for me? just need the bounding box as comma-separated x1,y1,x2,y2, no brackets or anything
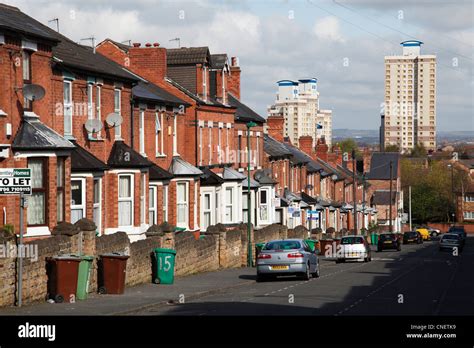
336,235,372,263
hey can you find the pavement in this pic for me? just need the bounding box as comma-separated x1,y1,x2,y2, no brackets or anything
1,236,472,316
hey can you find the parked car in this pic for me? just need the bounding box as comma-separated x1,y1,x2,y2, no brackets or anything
439,233,463,252
403,231,423,245
377,233,402,252
256,239,320,282
447,226,467,246
416,227,431,241
425,226,441,238
336,235,372,263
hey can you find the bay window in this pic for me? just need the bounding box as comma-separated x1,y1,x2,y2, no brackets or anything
27,158,47,226
118,174,133,226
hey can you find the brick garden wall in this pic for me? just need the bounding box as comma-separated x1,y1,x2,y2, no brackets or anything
0,220,307,308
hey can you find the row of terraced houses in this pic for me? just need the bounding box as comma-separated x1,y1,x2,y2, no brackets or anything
0,4,403,241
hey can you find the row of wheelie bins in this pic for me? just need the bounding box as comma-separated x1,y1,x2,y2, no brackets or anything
46,248,177,303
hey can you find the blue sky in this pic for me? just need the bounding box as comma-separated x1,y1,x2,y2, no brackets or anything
8,0,474,131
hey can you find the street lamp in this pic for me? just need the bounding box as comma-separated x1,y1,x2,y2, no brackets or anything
246,121,257,267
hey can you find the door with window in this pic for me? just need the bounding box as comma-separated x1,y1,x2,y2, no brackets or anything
118,175,133,226
149,186,157,225
176,182,188,228
71,178,86,224
93,178,102,233
27,158,47,226
202,192,212,230
259,188,269,223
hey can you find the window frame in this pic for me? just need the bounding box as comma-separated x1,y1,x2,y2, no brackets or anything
93,177,102,233
140,173,146,225
148,185,157,225
202,192,212,230
114,88,122,139
70,177,86,224
139,109,145,155
225,186,234,223
22,50,33,111
56,157,65,223
176,181,189,228
27,158,48,227
163,185,169,223
118,174,134,227
63,80,73,136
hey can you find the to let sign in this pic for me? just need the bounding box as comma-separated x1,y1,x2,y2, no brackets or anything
0,168,32,195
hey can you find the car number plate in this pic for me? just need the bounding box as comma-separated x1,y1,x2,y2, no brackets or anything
384,241,392,244
271,265,289,270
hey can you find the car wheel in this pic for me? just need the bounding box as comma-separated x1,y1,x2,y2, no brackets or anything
312,262,320,278
303,263,311,280
432,232,438,238
256,273,267,282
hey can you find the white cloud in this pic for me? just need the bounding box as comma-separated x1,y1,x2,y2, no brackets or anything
313,16,345,43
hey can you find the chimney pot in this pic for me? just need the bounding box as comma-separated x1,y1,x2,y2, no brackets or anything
145,43,152,47
231,56,239,67
133,42,141,47
153,42,160,47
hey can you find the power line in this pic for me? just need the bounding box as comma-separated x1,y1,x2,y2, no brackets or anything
333,0,472,61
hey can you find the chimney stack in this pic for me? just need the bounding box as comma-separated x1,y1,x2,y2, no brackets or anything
315,137,329,162
299,136,314,158
266,115,285,142
228,56,241,100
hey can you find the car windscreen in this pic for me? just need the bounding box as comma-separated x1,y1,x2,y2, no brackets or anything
263,241,301,250
379,234,395,240
404,232,417,237
442,235,459,240
341,237,364,244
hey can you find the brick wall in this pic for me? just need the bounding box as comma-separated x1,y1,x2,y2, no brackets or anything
174,232,219,276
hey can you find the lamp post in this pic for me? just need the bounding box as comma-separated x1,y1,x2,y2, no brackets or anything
351,149,358,234
246,121,257,267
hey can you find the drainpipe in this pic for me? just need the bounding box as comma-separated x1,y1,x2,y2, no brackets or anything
130,86,136,148
195,106,198,166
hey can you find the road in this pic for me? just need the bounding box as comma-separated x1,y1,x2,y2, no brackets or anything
134,236,474,316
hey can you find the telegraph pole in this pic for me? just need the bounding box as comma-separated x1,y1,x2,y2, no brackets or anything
352,150,358,234
389,161,393,233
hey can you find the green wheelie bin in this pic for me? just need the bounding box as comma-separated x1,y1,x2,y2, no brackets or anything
153,248,176,284
305,239,318,253
76,255,94,300
255,242,265,257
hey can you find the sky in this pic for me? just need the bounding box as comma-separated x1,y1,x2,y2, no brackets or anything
6,0,474,131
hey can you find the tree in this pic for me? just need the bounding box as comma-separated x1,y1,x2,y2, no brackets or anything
384,144,400,152
410,143,427,158
336,138,361,158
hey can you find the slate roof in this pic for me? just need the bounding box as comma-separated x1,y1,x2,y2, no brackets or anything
149,163,173,181
12,115,75,150
210,54,228,69
200,168,225,186
167,47,210,65
0,4,60,42
107,141,151,168
371,190,396,205
165,77,230,108
169,156,203,176
222,167,246,181
70,141,108,172
243,176,261,190
133,81,188,106
264,135,292,158
256,174,277,185
281,142,310,166
103,39,131,52
228,94,266,124
301,191,318,205
284,188,301,202
367,152,400,180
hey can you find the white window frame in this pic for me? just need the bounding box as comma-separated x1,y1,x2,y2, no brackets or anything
114,88,122,139
118,174,134,227
464,211,474,220
163,185,169,222
93,177,102,233
259,188,270,224
71,178,86,224
155,112,164,157
242,191,249,224
225,186,234,223
149,185,157,225
87,83,94,119
465,195,474,202
140,173,146,225
199,125,203,166
139,109,145,155
202,66,207,100
256,133,260,167
218,123,222,163
173,114,178,156
176,181,189,228
63,80,73,136
202,192,212,230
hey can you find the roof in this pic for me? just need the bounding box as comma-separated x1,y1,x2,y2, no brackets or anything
264,134,292,158
255,174,276,185
371,190,396,205
301,192,318,205
167,47,210,65
228,94,266,124
165,77,230,108
70,141,108,172
284,188,301,202
200,168,225,186
222,167,246,181
0,4,60,43
210,54,228,69
149,163,173,181
169,156,202,176
133,81,188,106
12,115,75,150
280,142,310,166
367,152,400,180
107,141,151,168
103,39,131,53
243,176,261,190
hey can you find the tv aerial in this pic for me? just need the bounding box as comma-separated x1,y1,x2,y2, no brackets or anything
105,112,123,128
84,119,103,133
22,84,46,101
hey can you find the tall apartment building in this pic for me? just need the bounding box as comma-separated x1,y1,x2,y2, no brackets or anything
384,40,436,153
268,78,332,148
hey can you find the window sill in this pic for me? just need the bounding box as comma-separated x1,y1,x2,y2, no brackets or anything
0,109,7,117
88,136,104,142
156,154,167,158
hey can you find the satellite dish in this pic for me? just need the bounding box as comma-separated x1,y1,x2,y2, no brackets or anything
106,113,123,127
23,84,45,101
84,119,103,133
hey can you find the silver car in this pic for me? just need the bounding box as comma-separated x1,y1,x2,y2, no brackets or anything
256,239,319,282
439,233,463,252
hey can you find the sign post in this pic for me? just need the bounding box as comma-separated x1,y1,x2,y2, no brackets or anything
0,168,31,307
